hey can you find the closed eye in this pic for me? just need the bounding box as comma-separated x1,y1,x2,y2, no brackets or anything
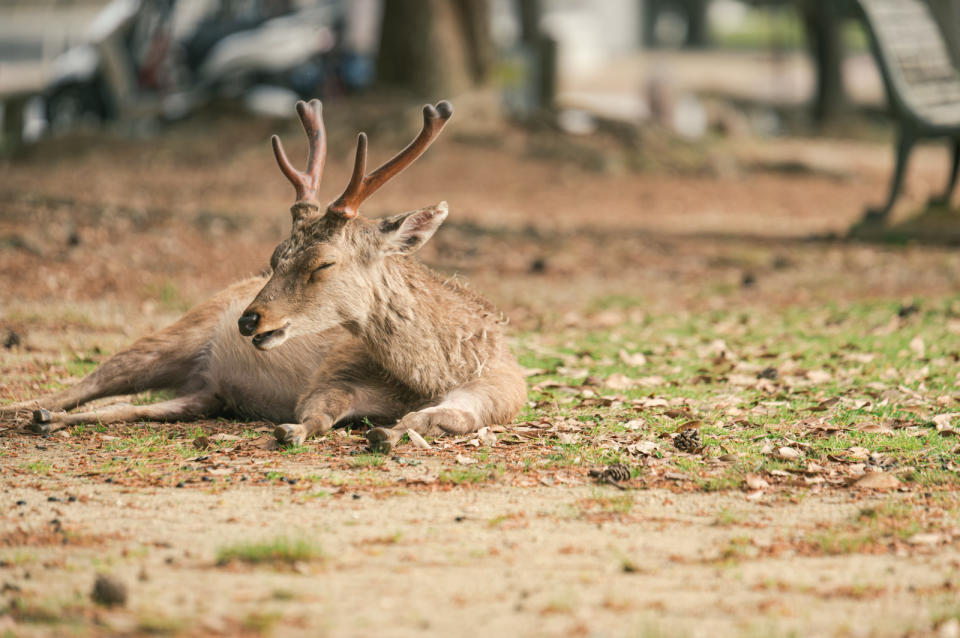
310,262,334,280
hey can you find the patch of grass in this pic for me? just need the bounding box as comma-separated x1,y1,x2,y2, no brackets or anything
242,611,283,634
65,355,98,378
512,293,960,492
216,537,323,566
439,464,500,485
281,444,310,456
717,536,755,563
142,278,192,312
271,589,298,601
136,613,185,635
21,460,52,475
132,390,176,406
350,454,385,469
577,491,635,517
713,508,744,526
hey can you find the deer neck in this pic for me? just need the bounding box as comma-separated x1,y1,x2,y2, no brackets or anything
350,258,495,397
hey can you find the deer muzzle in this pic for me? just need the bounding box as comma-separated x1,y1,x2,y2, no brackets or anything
237,312,260,336
238,307,291,350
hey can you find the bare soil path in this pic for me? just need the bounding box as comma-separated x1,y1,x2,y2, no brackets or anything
2,106,960,636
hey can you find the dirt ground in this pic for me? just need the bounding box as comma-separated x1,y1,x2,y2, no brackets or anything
2,101,960,637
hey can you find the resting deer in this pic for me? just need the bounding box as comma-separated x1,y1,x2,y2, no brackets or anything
1,99,526,453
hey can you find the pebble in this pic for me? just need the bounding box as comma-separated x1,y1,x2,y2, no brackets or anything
91,574,127,607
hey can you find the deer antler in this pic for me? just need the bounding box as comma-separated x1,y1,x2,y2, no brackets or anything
328,101,453,218
272,99,327,203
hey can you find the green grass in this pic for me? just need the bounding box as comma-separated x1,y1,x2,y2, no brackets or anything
65,355,98,378
21,460,53,475
216,537,323,566
132,390,177,406
513,294,960,491
439,465,501,485
350,454,386,469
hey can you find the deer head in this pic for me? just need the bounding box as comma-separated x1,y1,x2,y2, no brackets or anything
237,99,453,350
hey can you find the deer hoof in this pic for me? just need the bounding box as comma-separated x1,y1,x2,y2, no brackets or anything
366,427,395,454
274,423,306,447
31,409,51,435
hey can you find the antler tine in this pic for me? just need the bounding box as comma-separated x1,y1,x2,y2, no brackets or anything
271,99,327,203
328,101,453,218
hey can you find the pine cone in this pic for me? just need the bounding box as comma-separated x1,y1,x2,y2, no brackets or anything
589,463,632,485
674,429,702,453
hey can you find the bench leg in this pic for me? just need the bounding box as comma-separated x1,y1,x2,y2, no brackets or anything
929,139,960,208
865,129,914,222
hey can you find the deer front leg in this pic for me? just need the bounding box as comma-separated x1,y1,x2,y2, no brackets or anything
274,386,354,447
367,368,526,453
30,391,220,435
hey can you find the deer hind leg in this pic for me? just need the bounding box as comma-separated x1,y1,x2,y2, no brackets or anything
2,306,220,422
367,366,527,454
31,391,220,435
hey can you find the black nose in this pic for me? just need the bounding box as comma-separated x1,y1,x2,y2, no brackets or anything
238,312,260,336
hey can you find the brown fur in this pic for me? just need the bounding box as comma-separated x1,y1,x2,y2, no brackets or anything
247,203,526,450
3,99,527,453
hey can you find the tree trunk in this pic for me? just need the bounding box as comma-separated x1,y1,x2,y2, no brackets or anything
376,0,491,98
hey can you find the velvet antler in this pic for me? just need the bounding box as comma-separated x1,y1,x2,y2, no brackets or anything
328,101,453,218
272,99,327,203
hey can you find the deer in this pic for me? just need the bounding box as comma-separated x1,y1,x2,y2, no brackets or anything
1,99,527,453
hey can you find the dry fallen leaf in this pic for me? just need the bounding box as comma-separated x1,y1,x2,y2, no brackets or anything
603,373,635,390
853,472,901,490
210,433,242,442
247,436,279,451
407,430,431,449
805,370,832,384
909,335,925,359
846,446,870,461
745,474,770,490
855,422,893,435
455,454,477,465
627,440,659,456
636,375,665,388
933,413,960,437
618,349,647,367
775,446,802,460
809,397,840,412
906,533,943,546
477,427,497,447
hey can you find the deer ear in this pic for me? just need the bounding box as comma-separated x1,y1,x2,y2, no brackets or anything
379,202,448,255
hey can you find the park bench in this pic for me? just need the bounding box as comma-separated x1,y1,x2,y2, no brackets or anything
0,75,43,154
857,0,960,219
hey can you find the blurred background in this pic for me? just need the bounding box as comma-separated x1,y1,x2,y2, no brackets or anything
1,0,960,352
